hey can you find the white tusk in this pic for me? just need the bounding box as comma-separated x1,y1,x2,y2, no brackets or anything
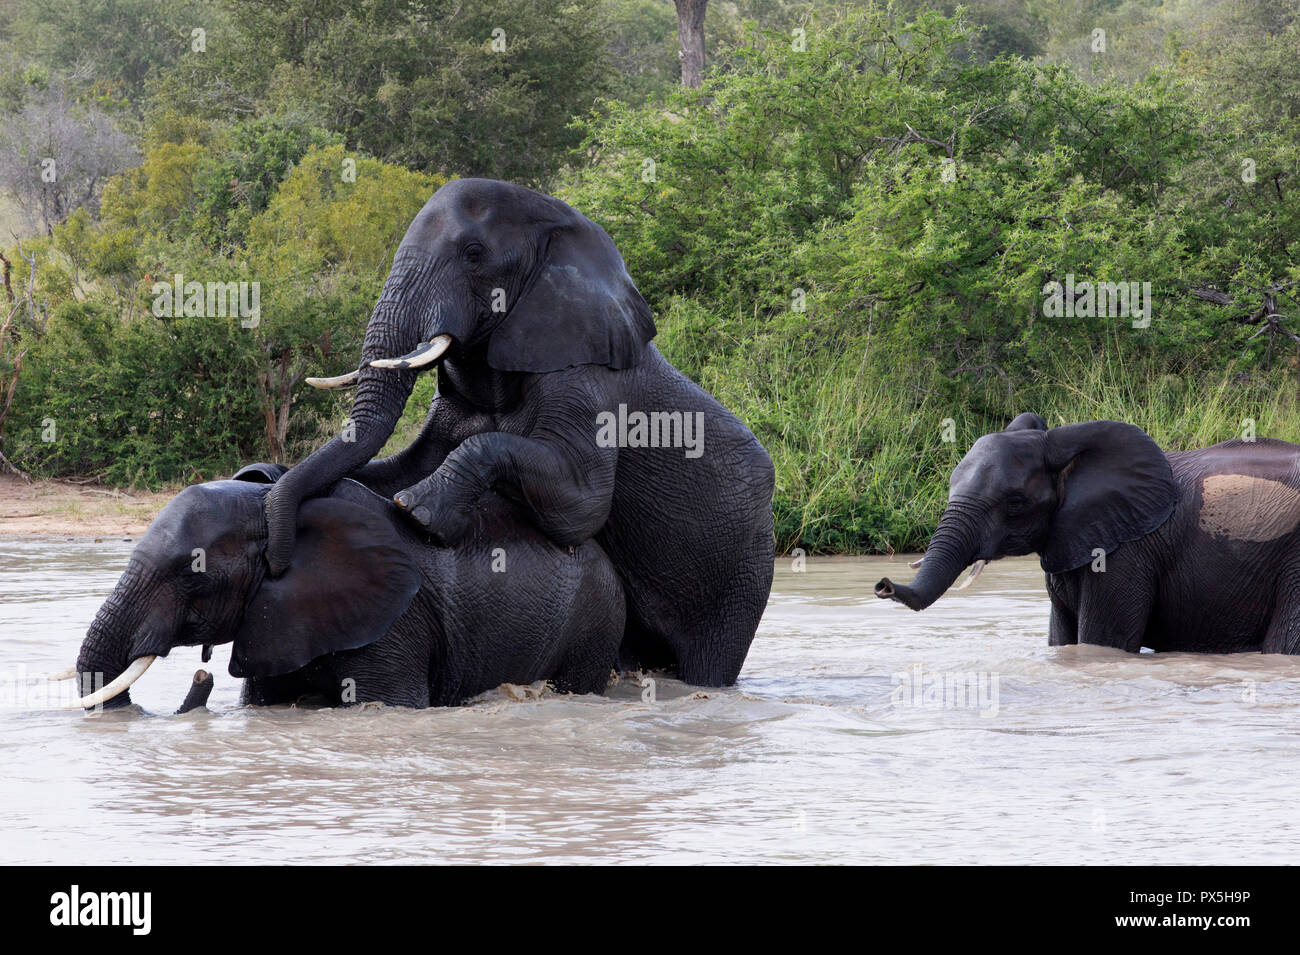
908,557,924,569
305,369,360,390
369,334,452,370
22,666,77,683
952,560,987,592
62,655,156,710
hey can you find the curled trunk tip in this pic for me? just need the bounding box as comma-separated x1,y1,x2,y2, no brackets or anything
874,577,929,611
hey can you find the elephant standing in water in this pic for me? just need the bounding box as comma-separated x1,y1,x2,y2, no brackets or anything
267,179,774,685
70,465,625,710
877,413,1300,654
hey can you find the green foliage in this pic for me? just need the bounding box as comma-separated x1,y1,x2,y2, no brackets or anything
189,116,342,250
249,145,444,278
149,0,616,186
6,299,264,485
4,134,445,481
5,0,204,104
568,4,1300,551
99,114,341,253
565,8,972,311
3,0,1300,555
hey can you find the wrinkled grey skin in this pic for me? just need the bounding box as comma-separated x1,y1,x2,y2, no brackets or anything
877,413,1300,654
75,465,624,709
264,178,775,685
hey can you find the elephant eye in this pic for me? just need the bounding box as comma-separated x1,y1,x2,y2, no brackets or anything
1006,493,1028,514
463,243,485,266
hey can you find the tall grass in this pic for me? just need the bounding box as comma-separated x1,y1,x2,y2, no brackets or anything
667,318,1300,554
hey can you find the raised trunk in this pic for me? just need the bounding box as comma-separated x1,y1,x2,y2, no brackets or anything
875,502,981,611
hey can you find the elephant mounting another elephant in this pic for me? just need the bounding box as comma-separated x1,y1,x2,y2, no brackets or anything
66,179,774,711
264,178,775,687
877,412,1300,655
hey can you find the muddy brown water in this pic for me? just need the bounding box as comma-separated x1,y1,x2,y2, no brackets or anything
2,540,1298,864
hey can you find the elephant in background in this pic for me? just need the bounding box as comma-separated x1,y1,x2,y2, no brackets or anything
876,413,1300,654
70,463,624,710
265,178,775,686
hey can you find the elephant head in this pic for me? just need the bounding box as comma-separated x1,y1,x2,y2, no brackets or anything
875,413,1177,610
69,467,420,710
264,178,655,576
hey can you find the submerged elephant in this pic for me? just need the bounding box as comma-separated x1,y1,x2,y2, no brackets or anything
876,413,1300,654
69,464,624,710
266,178,775,685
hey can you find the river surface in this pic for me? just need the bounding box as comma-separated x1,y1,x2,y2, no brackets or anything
2,538,1298,864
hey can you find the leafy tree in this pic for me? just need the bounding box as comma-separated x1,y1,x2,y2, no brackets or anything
149,0,614,186
4,0,204,104
564,8,974,312
243,144,445,459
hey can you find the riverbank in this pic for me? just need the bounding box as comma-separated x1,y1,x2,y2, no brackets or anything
0,474,172,538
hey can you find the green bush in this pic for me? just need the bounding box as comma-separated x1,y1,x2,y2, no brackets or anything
8,300,264,486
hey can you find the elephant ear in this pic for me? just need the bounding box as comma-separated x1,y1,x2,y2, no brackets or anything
230,497,421,679
232,462,288,484
487,214,655,373
1041,420,1177,574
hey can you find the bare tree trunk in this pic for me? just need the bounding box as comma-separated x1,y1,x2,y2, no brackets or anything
257,369,282,461
258,349,310,463
276,355,308,457
674,0,707,88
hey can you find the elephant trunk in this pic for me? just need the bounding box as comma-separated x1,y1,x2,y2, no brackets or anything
875,500,983,611
264,297,420,576
74,565,162,709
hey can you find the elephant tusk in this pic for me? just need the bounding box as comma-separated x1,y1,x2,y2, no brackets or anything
305,369,360,390
63,655,156,710
952,560,987,592
908,556,924,569
22,666,76,683
369,334,453,371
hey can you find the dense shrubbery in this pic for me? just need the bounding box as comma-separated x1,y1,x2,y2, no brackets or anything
1,1,1298,554
563,6,1300,550
3,126,443,482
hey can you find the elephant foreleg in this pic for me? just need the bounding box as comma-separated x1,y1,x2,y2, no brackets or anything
394,431,617,548
1074,562,1155,653
1262,567,1300,654
1048,600,1078,646
347,396,465,498
1048,560,1153,652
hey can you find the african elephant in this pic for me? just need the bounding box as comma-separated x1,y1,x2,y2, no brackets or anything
69,463,624,710
876,413,1300,654
266,178,775,685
